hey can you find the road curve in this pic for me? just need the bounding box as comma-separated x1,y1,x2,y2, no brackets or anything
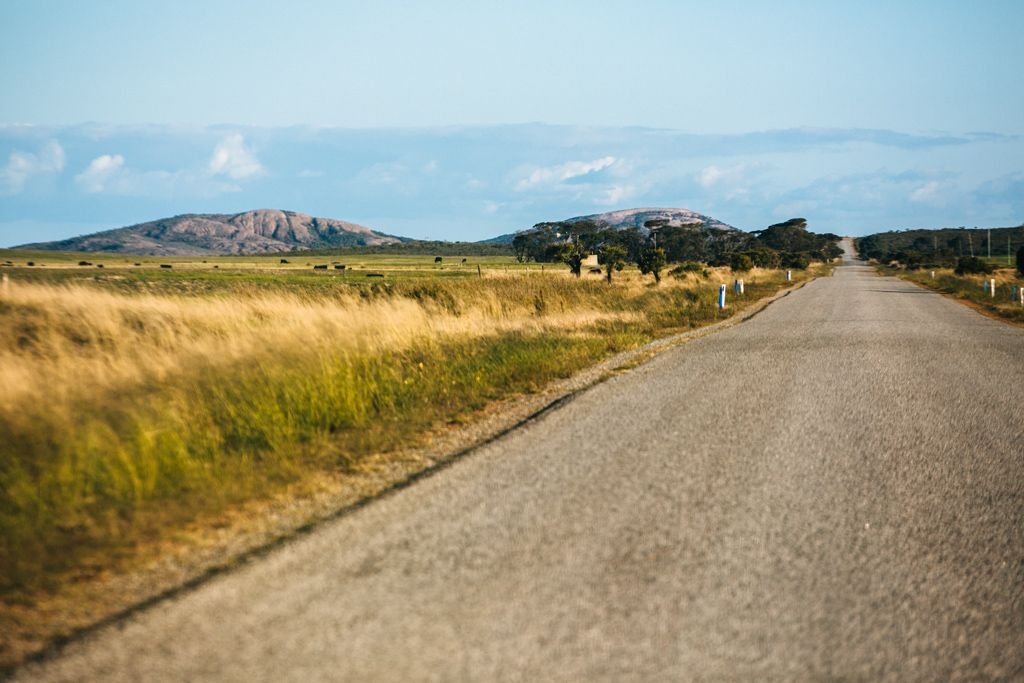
14,244,1024,682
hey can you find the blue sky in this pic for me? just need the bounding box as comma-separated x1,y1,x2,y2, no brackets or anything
1,1,1022,245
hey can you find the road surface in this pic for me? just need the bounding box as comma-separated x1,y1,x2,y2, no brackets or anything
14,245,1024,681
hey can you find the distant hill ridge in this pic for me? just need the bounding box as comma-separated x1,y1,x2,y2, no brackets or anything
20,209,403,256
565,207,737,233
482,207,738,244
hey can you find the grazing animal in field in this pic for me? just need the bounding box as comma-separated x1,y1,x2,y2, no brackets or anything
280,259,289,264
133,263,141,266
96,264,104,268
26,262,35,266
160,264,173,269
434,256,443,263
313,264,328,270
78,261,92,266
334,264,346,270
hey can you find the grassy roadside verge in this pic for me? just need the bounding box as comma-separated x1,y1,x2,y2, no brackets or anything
0,264,816,670
875,264,1024,325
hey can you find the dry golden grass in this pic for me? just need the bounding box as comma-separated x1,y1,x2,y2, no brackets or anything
0,265,803,600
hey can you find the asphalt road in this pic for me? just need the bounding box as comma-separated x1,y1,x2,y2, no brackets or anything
15,244,1024,682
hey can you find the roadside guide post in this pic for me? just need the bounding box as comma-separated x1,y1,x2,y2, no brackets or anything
990,278,996,297
718,284,726,310
786,270,792,282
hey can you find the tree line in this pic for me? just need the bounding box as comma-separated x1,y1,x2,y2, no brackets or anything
513,217,842,282
855,225,1024,276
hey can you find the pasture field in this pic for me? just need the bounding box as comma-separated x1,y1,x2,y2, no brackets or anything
0,249,816,665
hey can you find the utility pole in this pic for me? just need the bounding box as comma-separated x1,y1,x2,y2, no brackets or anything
1009,233,1013,266
988,228,991,259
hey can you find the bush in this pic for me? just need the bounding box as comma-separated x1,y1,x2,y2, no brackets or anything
781,253,810,270
955,256,994,275
743,247,781,269
730,253,753,272
669,262,708,278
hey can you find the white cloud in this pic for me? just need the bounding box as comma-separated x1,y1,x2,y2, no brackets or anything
596,184,639,206
75,154,126,193
208,133,264,179
0,140,65,194
515,156,617,191
73,135,267,196
909,180,942,203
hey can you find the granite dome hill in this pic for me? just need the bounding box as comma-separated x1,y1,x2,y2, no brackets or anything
20,209,403,256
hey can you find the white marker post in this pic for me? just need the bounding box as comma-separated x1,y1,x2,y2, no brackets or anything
739,278,745,295
990,278,996,298
930,270,935,279
718,284,726,310
1020,285,1024,306
786,270,792,282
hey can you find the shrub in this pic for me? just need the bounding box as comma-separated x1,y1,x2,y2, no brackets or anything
743,247,781,269
669,262,708,279
781,253,810,270
955,256,994,275
730,253,753,272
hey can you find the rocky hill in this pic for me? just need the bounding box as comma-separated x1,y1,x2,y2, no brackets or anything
564,207,736,234
20,209,403,255
484,207,738,244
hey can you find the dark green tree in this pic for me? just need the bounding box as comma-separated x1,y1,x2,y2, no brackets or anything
637,246,667,283
600,245,628,283
558,240,586,278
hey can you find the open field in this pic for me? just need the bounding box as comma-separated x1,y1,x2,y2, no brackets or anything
0,251,817,669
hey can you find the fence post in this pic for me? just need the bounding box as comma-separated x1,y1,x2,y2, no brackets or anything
718,284,726,310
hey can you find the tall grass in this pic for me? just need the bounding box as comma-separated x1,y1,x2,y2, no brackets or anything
0,267,794,592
